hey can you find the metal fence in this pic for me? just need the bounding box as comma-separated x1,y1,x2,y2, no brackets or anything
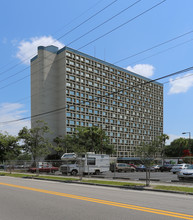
1,157,193,177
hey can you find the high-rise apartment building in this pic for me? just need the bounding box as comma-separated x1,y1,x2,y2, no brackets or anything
31,45,163,157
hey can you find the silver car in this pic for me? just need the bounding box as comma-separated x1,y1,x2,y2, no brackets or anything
178,165,193,180
170,164,190,174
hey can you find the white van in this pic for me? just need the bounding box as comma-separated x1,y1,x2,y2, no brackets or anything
60,152,110,175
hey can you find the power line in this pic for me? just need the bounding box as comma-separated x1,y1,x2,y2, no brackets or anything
0,0,166,88
57,0,118,41
1,65,193,125
114,30,193,64
1,28,193,90
0,0,117,77
67,0,141,47
78,0,166,50
53,0,103,37
125,38,193,66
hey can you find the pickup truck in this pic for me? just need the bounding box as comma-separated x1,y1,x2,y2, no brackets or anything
28,166,59,173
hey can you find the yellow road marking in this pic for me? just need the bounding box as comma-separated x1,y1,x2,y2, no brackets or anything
1,182,193,219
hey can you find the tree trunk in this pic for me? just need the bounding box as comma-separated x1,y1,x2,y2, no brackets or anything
145,168,150,186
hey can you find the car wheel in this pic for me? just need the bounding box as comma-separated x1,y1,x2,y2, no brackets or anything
95,170,100,175
173,172,176,174
71,170,78,176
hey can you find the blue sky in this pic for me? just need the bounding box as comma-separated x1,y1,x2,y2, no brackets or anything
0,0,193,144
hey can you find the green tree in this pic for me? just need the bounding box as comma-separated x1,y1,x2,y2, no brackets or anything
164,138,188,158
53,126,114,156
158,134,169,165
0,132,20,163
17,153,32,161
53,135,74,157
18,120,52,164
71,126,114,154
136,138,161,186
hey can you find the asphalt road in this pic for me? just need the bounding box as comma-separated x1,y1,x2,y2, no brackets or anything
1,176,193,220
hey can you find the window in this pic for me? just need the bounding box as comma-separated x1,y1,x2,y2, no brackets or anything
69,91,75,95
87,157,96,165
69,120,74,125
85,115,90,120
66,112,71,117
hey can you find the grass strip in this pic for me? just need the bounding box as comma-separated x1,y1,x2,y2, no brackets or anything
0,172,77,181
37,175,77,181
81,179,144,186
0,172,33,178
153,185,193,193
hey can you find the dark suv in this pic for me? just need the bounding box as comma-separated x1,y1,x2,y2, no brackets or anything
159,164,173,172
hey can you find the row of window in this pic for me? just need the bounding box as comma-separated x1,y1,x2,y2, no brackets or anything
66,120,161,132
65,52,162,90
66,84,162,103
66,113,160,125
66,86,162,101
66,74,162,94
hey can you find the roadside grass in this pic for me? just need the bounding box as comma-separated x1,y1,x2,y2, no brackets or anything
0,172,77,181
1,172,193,193
0,172,31,178
153,185,193,193
81,179,144,186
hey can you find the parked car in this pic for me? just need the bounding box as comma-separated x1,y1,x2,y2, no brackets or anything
136,165,146,172
151,165,161,172
110,163,135,172
0,164,4,169
178,165,193,180
170,164,190,174
128,164,137,169
28,162,59,173
28,166,59,173
159,164,174,172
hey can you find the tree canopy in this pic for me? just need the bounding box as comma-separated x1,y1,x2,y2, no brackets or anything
165,138,193,158
0,132,20,162
18,120,52,162
53,126,114,156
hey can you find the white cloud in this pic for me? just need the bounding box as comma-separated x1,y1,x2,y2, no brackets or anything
126,64,155,78
168,73,193,94
0,103,30,136
16,36,64,64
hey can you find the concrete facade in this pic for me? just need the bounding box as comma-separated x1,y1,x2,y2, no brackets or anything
31,45,163,157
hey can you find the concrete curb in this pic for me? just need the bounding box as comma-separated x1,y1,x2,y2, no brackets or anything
22,176,193,196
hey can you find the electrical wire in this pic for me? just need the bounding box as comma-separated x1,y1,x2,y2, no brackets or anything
0,0,117,76
67,0,141,47
1,65,193,125
78,0,166,50
1,29,193,89
114,30,193,64
57,0,118,41
125,38,193,66
0,0,167,88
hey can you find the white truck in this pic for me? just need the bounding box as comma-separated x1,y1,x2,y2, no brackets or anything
60,152,110,175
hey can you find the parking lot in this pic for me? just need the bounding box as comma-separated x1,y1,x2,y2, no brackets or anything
103,170,179,182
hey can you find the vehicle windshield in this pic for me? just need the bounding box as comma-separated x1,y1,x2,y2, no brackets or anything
188,165,193,169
